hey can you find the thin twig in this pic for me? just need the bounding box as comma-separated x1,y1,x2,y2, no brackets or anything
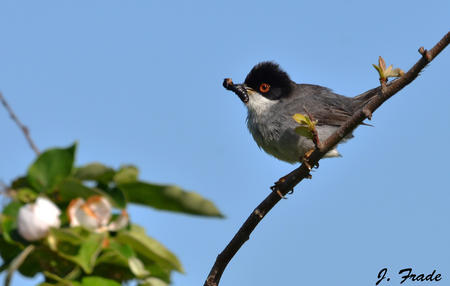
204,31,450,286
5,245,35,286
0,92,40,155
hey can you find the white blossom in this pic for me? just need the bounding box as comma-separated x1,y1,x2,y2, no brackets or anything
68,196,128,232
17,197,61,241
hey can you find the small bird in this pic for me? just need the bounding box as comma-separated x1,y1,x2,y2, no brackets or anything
226,61,375,163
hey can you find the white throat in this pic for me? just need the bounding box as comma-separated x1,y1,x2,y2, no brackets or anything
245,91,276,116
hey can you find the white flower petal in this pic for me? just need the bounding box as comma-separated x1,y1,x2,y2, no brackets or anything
107,209,129,231
17,197,61,241
67,196,113,231
67,198,84,227
86,196,111,227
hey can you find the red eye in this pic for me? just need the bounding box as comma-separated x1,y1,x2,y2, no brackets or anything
259,83,270,93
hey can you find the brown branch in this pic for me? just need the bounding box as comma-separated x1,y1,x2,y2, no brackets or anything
0,92,40,155
204,31,450,286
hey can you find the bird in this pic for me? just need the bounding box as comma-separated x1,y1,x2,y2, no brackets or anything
225,61,376,164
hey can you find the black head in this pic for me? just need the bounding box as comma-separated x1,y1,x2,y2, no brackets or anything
244,62,293,100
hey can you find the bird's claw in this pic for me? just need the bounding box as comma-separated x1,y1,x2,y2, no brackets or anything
276,189,287,199
301,148,318,170
270,177,293,199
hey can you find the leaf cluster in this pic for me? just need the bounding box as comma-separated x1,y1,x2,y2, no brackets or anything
1,143,223,285
292,113,317,139
372,56,404,81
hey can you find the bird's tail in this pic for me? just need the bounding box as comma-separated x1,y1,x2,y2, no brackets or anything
352,86,381,110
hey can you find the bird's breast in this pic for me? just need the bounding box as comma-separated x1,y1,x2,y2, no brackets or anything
246,110,312,163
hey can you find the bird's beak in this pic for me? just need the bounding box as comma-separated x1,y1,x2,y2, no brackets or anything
223,78,249,103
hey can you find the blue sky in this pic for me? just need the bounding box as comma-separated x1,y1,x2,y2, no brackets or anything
1,1,449,286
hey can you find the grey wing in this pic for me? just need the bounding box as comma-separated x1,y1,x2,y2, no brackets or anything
283,84,355,127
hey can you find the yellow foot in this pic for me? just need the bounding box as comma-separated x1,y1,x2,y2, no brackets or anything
301,148,319,170
301,149,315,170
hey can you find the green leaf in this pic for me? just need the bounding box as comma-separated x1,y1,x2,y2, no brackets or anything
81,276,121,286
372,56,404,80
59,178,126,208
39,282,82,286
96,251,127,268
2,201,22,217
294,126,314,139
0,236,22,266
19,246,75,278
70,234,104,273
100,187,127,209
386,67,404,78
90,263,134,283
59,179,97,202
128,257,150,278
49,228,84,246
118,182,223,217
372,63,382,75
73,163,115,184
51,229,105,274
113,165,139,184
95,250,127,267
1,202,23,245
43,271,78,286
292,113,316,129
27,143,76,192
141,259,172,283
96,240,134,267
17,188,38,203
292,113,309,125
116,225,183,273
11,176,32,189
108,241,135,259
96,241,166,281
1,216,16,244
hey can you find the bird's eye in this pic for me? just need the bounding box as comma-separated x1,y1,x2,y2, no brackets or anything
259,83,270,93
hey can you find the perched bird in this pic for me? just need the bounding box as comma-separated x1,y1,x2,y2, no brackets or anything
226,61,375,163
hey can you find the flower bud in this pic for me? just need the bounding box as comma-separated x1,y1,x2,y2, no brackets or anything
17,197,61,241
